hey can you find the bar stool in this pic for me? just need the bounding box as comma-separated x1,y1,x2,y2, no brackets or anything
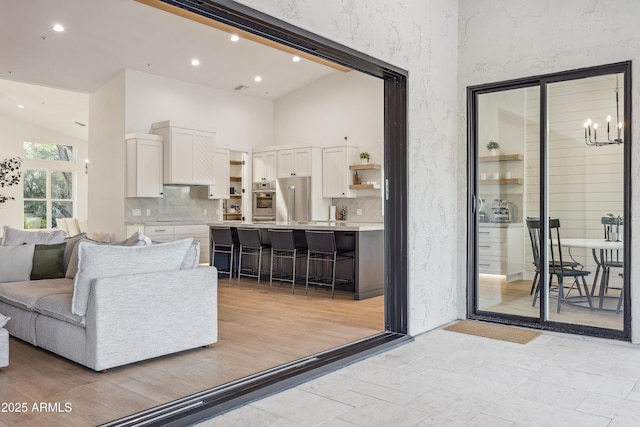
237,228,269,288
210,226,236,283
305,230,354,299
268,229,307,293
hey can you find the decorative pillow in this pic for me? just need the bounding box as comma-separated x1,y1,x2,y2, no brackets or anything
0,313,10,328
31,242,67,280
181,241,201,270
71,238,194,316
124,231,152,247
0,244,35,283
63,233,87,275
2,226,67,246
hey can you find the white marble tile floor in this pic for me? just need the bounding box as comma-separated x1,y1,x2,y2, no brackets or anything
197,326,640,426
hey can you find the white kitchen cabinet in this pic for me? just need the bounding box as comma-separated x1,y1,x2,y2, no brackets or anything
125,133,164,198
252,150,277,182
478,223,523,282
208,147,230,199
322,146,359,198
143,225,175,243
151,121,216,185
144,224,209,264
277,147,312,178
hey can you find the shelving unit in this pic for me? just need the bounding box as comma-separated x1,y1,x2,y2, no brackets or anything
479,178,524,185
349,163,381,170
223,154,245,221
348,163,382,191
479,154,523,163
478,153,524,224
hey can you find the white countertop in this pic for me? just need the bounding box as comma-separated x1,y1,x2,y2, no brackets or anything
208,221,384,231
128,220,384,231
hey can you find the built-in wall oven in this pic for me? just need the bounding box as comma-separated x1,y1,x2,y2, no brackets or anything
252,182,276,221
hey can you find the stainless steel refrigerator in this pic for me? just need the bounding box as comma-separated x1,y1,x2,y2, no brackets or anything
276,176,311,222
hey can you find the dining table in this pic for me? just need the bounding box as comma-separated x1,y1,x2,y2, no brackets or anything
561,238,624,312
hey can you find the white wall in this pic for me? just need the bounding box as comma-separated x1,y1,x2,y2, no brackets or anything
274,71,383,162
88,69,276,240
458,0,640,341
125,69,274,152
0,114,88,235
88,71,126,240
237,0,460,335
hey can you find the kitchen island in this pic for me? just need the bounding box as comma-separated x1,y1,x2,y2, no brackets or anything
209,221,384,300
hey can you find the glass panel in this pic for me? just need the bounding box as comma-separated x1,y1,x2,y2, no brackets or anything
23,169,46,199
546,74,624,330
476,87,539,318
51,171,73,199
52,201,73,229
24,201,46,229
23,142,73,161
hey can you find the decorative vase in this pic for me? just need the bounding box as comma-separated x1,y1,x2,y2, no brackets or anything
361,158,369,164
490,149,497,156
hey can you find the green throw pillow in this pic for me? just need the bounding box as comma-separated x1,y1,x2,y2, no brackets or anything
31,242,67,280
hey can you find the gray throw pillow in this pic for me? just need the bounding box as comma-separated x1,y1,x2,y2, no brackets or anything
71,238,194,316
63,233,87,275
2,226,67,246
0,244,36,283
181,241,201,270
31,242,67,280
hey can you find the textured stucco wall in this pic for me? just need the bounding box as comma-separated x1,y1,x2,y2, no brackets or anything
233,0,461,335
458,0,640,342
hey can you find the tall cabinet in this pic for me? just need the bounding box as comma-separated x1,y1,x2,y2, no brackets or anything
223,151,245,221
322,145,359,198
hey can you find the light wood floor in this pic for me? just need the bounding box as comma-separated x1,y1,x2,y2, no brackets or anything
0,280,384,426
478,275,624,330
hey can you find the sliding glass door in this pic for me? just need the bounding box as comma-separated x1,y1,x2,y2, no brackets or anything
469,63,630,338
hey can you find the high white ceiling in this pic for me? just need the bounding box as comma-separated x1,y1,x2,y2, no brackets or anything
0,0,338,141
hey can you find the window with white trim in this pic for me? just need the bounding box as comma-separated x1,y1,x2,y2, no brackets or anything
23,142,75,229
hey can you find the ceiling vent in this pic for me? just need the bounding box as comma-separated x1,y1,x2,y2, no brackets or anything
74,121,87,127
233,85,248,92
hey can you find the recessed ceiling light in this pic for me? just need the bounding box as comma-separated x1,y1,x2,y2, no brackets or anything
230,34,240,42
17,104,25,109
292,55,301,63
191,58,200,66
254,76,262,82
53,24,64,32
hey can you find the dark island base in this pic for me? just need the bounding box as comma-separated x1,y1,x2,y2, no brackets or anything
210,226,384,300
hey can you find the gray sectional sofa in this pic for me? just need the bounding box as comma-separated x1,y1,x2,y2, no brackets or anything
0,226,218,371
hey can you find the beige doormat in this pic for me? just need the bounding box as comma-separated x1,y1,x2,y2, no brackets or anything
443,320,540,344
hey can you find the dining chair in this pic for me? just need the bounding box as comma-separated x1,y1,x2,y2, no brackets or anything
526,217,593,313
525,217,580,296
592,217,624,299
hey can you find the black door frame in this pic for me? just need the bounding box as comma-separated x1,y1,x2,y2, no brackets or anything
105,1,409,425
467,61,631,340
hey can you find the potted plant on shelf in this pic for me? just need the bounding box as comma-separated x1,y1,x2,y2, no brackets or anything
359,152,370,164
486,141,500,155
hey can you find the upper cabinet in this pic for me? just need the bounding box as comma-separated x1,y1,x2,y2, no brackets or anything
208,147,230,199
322,145,359,198
125,133,164,198
252,150,277,182
277,147,312,178
151,121,216,185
